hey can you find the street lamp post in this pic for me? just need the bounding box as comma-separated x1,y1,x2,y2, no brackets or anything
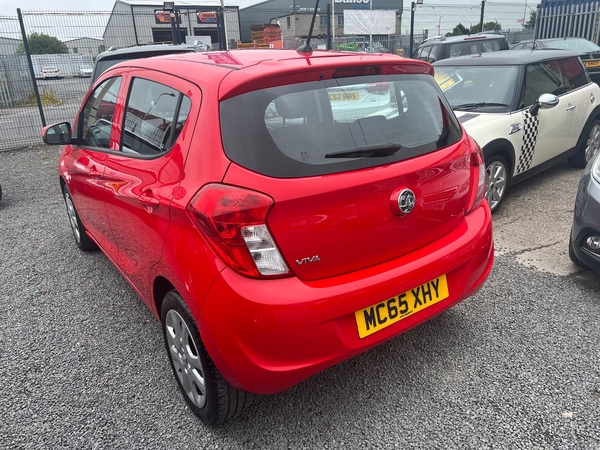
409,0,423,57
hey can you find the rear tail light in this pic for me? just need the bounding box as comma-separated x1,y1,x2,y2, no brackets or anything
186,184,290,278
365,82,389,95
466,136,487,215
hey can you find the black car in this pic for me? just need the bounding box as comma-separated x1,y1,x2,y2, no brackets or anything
91,43,210,83
510,38,600,84
411,32,509,63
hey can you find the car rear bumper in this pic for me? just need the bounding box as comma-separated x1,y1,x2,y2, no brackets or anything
570,169,600,273
199,203,494,394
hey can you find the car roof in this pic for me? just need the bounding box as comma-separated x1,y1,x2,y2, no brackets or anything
433,49,581,66
423,33,506,44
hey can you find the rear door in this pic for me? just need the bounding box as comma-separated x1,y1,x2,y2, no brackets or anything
103,70,200,298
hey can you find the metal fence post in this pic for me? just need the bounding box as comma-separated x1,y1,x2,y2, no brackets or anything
326,3,331,50
480,0,485,33
409,2,415,57
17,8,46,127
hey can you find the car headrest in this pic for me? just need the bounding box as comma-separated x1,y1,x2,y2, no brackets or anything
274,91,318,119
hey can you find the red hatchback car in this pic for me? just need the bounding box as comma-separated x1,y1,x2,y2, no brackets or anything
42,49,493,424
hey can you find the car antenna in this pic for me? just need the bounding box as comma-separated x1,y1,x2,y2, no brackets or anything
297,0,320,55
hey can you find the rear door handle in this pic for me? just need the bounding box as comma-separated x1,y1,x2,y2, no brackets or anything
566,104,576,111
89,165,100,177
139,192,159,207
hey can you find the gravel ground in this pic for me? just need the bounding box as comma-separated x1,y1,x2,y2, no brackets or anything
0,146,599,449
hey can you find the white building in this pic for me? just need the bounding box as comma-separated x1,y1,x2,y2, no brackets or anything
103,0,240,50
64,37,105,58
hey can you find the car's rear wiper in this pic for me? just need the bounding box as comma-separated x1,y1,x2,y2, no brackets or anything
325,142,402,158
453,102,509,111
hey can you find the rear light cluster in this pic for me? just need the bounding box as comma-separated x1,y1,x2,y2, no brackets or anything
187,184,290,278
466,136,487,214
365,82,389,95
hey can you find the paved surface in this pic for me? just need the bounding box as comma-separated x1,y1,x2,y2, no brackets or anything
0,147,598,449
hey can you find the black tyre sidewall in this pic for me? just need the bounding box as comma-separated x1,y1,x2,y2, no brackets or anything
569,119,600,168
486,154,510,213
62,184,95,252
161,291,221,425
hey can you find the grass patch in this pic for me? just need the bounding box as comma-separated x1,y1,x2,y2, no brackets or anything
20,88,62,107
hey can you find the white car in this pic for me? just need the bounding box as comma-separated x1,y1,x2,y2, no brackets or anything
434,50,600,212
79,64,93,77
41,66,61,79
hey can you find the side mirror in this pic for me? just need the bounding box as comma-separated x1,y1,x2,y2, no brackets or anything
41,122,72,145
529,93,559,116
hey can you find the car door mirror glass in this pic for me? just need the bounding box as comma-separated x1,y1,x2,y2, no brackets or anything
42,122,72,145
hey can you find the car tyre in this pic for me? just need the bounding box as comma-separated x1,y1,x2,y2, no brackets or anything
485,154,510,213
161,290,254,425
568,119,600,168
568,236,586,268
62,184,96,251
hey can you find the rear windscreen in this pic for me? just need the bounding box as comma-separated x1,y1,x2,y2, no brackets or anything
220,74,462,178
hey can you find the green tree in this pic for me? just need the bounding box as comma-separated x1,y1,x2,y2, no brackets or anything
469,21,502,34
445,23,470,37
16,33,68,55
525,10,537,30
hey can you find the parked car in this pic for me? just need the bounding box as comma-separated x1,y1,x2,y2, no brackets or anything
433,50,600,212
41,49,494,424
91,43,209,83
569,151,600,273
41,67,61,79
412,32,509,63
510,37,600,85
78,64,93,77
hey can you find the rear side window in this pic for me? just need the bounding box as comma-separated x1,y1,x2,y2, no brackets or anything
558,57,590,90
220,74,462,178
121,78,192,156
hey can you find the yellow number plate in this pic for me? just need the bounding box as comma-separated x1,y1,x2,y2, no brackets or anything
584,60,600,68
355,274,449,338
329,92,360,101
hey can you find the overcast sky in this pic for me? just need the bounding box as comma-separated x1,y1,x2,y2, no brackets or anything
1,0,536,13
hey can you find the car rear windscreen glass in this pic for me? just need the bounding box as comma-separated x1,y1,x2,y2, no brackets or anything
220,74,462,178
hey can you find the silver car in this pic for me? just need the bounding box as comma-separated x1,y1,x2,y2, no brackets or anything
569,151,600,273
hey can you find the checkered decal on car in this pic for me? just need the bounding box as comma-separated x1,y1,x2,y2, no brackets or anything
516,111,539,174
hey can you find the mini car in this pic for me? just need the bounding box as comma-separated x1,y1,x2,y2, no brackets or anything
570,151,600,273
412,32,509,63
434,50,600,212
42,49,493,424
510,37,600,85
41,67,61,79
78,64,93,77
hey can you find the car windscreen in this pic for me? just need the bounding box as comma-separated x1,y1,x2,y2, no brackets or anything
434,65,519,112
220,74,462,178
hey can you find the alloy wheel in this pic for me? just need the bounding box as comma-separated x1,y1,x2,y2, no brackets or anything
64,192,81,244
165,309,207,408
585,124,600,163
486,161,507,211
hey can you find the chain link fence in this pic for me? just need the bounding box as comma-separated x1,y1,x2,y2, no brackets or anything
0,2,564,151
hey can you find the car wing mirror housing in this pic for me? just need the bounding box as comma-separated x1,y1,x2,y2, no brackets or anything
41,122,72,145
530,93,559,116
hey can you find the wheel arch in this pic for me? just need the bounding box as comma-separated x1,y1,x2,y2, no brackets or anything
575,105,600,149
153,276,176,323
482,139,516,182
